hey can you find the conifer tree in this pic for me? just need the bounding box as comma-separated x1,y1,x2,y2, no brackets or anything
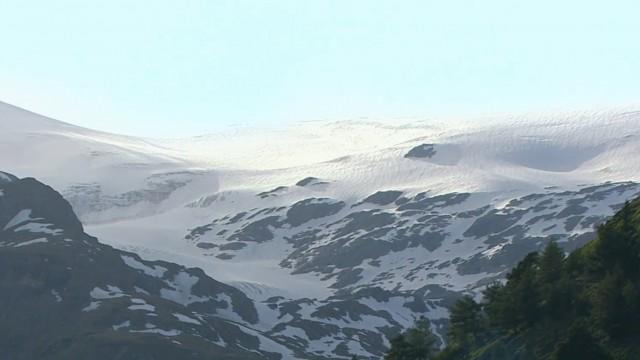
448,296,484,347
385,318,438,360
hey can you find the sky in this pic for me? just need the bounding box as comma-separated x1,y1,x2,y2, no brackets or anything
1,0,640,137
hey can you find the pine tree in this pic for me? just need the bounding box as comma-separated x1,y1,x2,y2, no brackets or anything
448,296,484,347
592,268,637,338
385,334,411,360
405,318,438,360
385,318,438,360
595,201,640,276
482,282,507,328
551,322,610,360
538,241,572,319
539,241,564,283
501,252,541,330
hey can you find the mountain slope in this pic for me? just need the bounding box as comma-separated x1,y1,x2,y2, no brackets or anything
3,101,640,359
0,101,214,224
0,171,294,360
419,197,640,360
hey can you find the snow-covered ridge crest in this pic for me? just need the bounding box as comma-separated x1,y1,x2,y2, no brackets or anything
3,100,640,201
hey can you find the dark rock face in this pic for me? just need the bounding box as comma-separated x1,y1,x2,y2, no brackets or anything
286,198,346,227
0,173,284,360
219,242,247,251
556,203,589,218
196,242,216,249
228,216,282,243
295,177,328,187
335,210,396,236
397,192,470,211
257,186,289,199
0,177,84,238
404,144,436,159
463,209,527,238
360,191,403,206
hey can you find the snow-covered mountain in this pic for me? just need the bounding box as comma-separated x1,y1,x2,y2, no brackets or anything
3,100,640,359
0,171,296,360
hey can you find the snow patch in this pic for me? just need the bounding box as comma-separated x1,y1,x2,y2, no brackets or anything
113,320,131,330
131,326,181,337
90,285,127,300
4,209,34,230
51,289,62,303
128,298,156,312
13,222,62,235
160,271,208,305
82,302,100,312
13,238,48,247
121,255,167,277
173,313,201,325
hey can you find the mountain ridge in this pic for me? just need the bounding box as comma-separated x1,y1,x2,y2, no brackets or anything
4,101,640,359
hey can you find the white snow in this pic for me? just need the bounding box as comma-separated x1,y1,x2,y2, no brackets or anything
13,238,48,247
131,326,181,337
113,320,130,330
4,209,35,230
121,255,167,277
51,289,62,303
90,285,127,300
65,109,640,300
128,298,156,312
82,286,128,312
160,271,208,305
3,209,63,236
82,302,100,312
173,313,201,325
13,222,63,235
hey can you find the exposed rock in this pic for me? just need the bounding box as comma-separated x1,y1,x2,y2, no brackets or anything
360,190,403,206
295,177,328,187
404,143,436,159
286,198,345,227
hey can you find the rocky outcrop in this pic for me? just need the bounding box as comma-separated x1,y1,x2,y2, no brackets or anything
0,172,287,360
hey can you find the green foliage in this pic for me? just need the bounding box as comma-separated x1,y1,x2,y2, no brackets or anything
550,321,611,360
591,268,640,338
385,198,640,360
448,296,484,348
385,318,438,360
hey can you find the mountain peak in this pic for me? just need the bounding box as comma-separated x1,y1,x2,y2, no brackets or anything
0,175,84,238
0,171,18,184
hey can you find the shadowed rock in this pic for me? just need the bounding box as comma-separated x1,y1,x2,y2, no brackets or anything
361,191,403,206
0,172,285,360
286,198,345,227
404,144,437,159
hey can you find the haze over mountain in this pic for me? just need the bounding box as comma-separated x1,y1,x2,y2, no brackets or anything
3,100,640,359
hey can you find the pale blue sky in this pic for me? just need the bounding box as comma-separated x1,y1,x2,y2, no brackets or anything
1,1,639,137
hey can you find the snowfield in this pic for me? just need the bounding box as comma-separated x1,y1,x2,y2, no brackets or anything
3,100,640,359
